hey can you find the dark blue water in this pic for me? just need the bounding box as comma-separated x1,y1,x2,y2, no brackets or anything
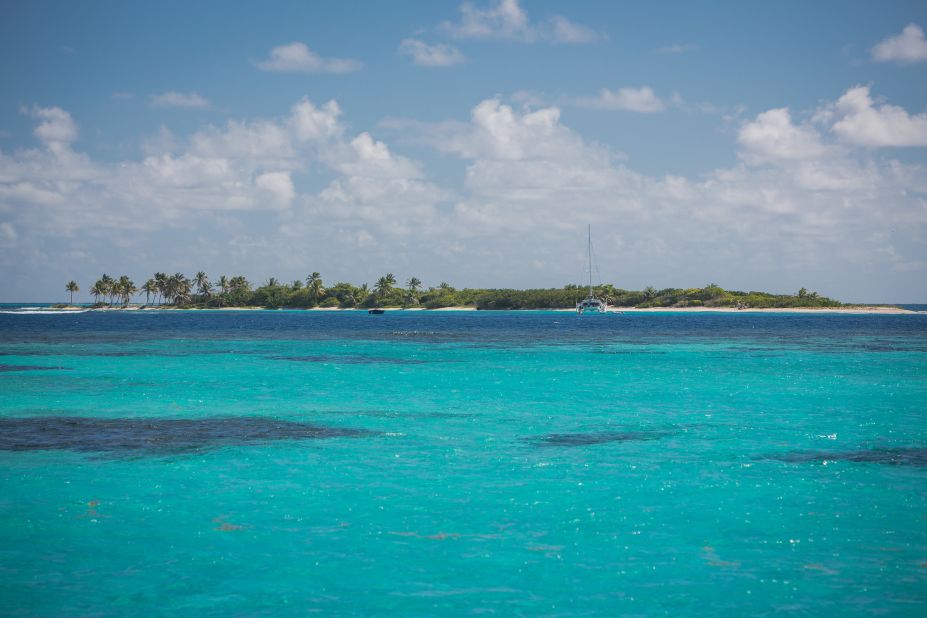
2,308,926,343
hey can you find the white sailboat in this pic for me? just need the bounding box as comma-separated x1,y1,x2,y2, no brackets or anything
576,225,608,314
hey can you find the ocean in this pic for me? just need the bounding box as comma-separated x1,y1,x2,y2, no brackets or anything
1,310,925,615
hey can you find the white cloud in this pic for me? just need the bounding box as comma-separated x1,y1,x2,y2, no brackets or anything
150,91,211,109
1,101,332,234
256,42,361,74
310,132,449,236
386,95,926,291
398,39,465,67
2,91,926,301
25,106,77,149
872,23,927,63
442,0,599,44
0,96,446,242
189,118,297,169
288,97,344,142
334,133,424,179
740,86,927,158
444,0,531,40
827,85,927,147
255,171,295,207
315,172,445,230
0,181,67,206
402,99,645,235
547,15,599,44
420,99,595,162
738,108,828,163
657,43,698,54
577,86,667,113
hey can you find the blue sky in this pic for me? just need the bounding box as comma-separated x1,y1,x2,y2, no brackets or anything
2,0,927,302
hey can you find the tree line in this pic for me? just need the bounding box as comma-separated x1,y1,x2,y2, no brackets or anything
62,275,843,309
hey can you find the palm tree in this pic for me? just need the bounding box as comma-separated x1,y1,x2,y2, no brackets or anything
162,273,185,306
113,276,124,306
374,277,387,298
200,281,213,300
154,272,167,305
117,275,137,307
215,275,230,307
100,274,114,305
226,276,250,306
162,276,174,305
230,275,250,293
291,280,303,290
90,281,104,305
65,280,79,305
375,273,395,299
643,286,657,300
169,273,191,306
142,279,156,305
406,277,422,305
267,277,279,287
195,272,210,299
306,272,325,304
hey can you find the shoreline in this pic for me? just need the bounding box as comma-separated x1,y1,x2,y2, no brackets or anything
12,305,919,315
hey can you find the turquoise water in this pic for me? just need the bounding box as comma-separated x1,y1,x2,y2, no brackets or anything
1,310,926,616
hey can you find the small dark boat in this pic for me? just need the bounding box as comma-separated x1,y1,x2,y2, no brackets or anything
368,308,385,315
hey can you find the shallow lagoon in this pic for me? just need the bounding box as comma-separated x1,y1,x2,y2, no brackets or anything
1,310,926,615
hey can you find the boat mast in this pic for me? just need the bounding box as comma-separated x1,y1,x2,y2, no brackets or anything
587,224,593,298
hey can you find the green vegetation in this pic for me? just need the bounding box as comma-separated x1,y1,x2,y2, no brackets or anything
70,273,845,309
65,280,79,305
87,274,138,307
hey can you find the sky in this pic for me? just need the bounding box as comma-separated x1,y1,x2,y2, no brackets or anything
1,0,927,303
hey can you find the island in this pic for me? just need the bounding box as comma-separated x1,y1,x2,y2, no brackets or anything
51,272,912,313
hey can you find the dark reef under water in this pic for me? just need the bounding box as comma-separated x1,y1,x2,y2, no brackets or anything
267,354,429,365
761,447,927,467
532,430,669,447
0,364,68,372
0,416,373,454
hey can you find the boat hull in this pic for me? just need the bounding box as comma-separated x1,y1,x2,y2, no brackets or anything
576,299,608,314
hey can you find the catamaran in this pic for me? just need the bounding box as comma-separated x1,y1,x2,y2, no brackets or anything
576,225,608,314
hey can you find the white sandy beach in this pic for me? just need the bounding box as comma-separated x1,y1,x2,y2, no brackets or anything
428,306,917,314
46,305,918,315
612,306,916,315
